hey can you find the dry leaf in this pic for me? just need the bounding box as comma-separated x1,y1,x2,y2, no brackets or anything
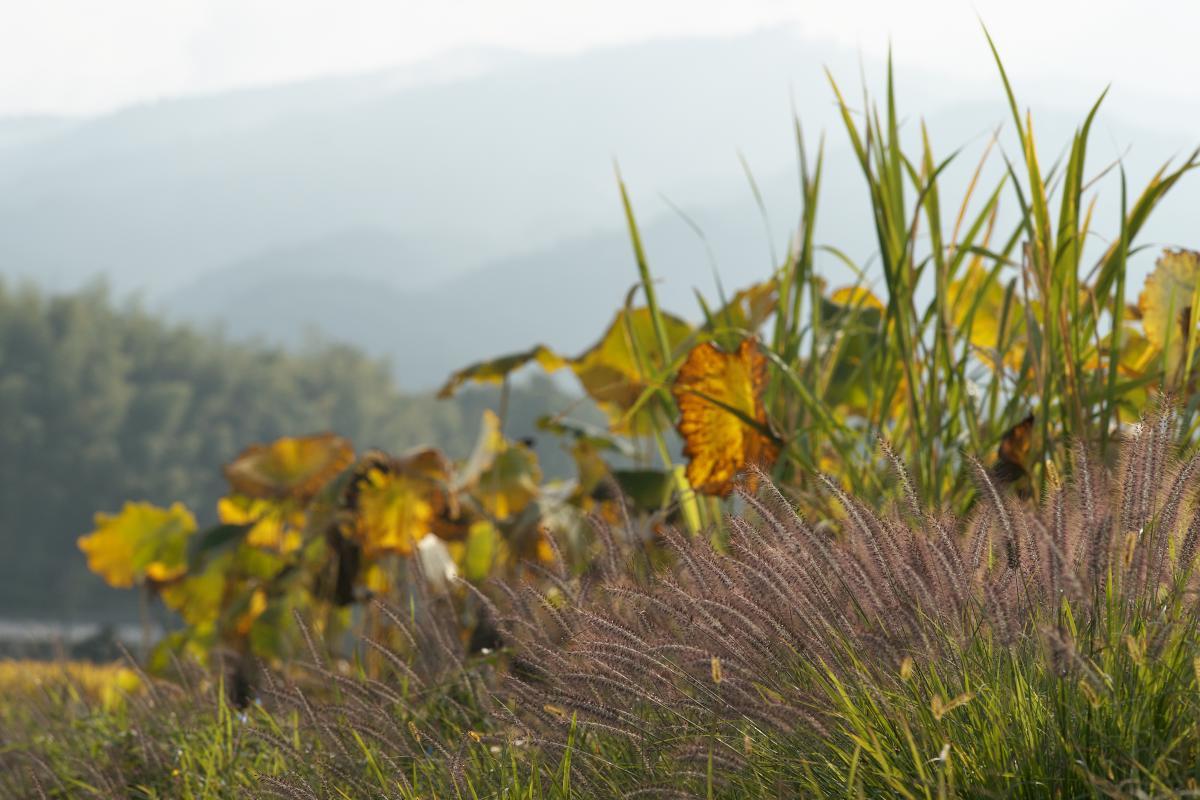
672,337,778,496
992,414,1034,486
223,433,354,502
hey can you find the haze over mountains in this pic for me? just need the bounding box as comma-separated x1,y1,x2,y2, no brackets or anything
1,28,1196,390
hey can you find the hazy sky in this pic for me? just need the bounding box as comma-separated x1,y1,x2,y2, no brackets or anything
3,0,1198,116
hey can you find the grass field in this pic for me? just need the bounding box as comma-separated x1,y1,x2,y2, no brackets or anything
11,408,1200,798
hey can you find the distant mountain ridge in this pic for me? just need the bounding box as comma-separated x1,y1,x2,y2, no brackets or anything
0,29,909,293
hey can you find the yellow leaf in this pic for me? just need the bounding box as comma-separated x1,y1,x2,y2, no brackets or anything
437,345,568,398
672,337,778,496
568,437,612,502
223,433,354,502
338,446,464,559
570,307,693,434
534,530,556,564
217,495,305,554
349,469,436,557
78,502,196,588
439,307,692,434
1138,248,1200,380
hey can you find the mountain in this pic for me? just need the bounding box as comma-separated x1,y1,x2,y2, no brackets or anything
0,115,75,151
0,29,958,295
161,92,1200,390
162,159,845,388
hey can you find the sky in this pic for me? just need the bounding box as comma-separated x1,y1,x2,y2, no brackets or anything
3,0,1199,116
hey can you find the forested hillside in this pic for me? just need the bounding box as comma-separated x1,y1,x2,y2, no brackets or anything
0,281,577,620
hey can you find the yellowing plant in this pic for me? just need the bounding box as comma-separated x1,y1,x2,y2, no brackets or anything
79,418,601,670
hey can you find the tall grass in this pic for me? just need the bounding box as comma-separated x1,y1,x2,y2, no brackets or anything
478,403,1200,797
616,31,1198,519
16,418,1200,797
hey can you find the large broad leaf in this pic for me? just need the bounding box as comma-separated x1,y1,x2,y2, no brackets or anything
437,345,568,398
345,468,437,557
223,433,354,502
571,307,694,433
823,285,884,319
437,307,692,434
338,446,463,562
1138,248,1200,380
234,588,269,637
78,502,197,588
671,337,779,496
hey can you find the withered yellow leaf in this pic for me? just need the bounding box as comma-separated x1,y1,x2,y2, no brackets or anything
672,338,778,496
78,502,196,588
1139,248,1200,380
992,414,1034,486
1083,325,1157,379
338,446,464,559
437,345,568,398
347,469,436,557
223,433,353,502
144,561,187,584
438,307,692,434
